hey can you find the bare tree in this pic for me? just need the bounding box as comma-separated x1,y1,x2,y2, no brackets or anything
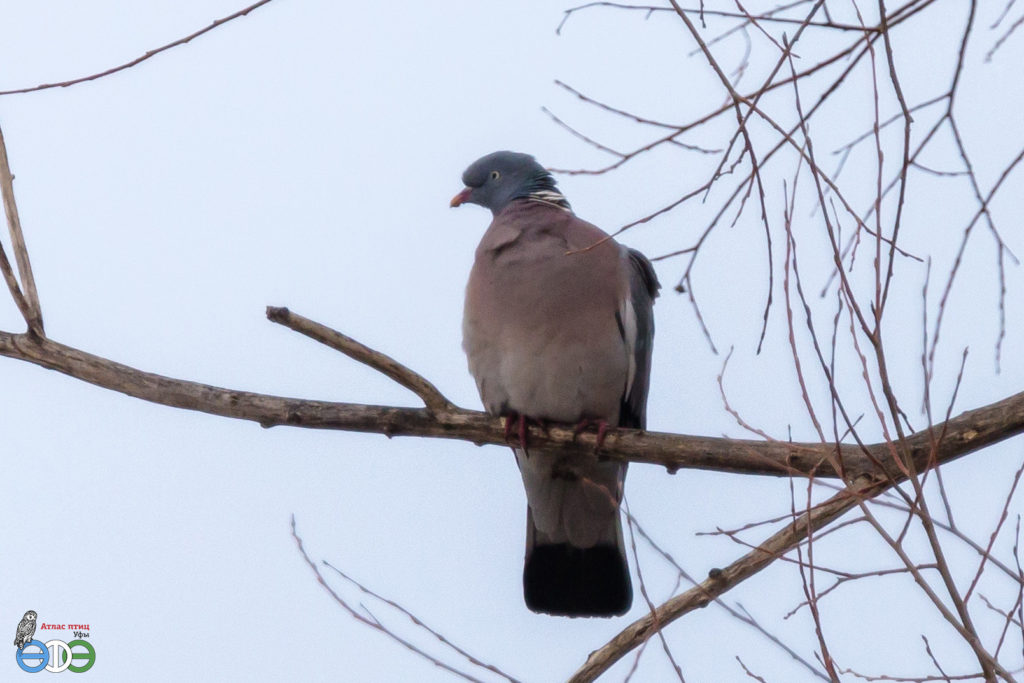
1,1,1023,681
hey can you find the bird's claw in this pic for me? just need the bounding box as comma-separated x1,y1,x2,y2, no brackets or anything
502,413,552,452
573,418,612,451
503,413,530,450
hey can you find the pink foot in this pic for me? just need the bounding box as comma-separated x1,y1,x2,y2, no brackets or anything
502,413,531,449
573,418,612,450
503,414,551,451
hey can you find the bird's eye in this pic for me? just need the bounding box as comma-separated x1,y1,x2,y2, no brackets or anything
490,170,501,180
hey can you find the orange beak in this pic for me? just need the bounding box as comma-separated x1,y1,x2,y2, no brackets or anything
450,187,472,207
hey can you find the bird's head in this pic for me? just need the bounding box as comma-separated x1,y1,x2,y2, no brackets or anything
450,151,562,215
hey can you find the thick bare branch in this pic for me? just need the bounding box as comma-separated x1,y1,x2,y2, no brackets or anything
571,482,871,682
0,326,1022,483
0,240,34,333
0,126,43,335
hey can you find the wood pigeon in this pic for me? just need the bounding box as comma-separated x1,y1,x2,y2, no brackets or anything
453,151,659,617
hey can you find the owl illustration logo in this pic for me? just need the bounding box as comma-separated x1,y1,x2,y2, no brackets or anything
13,610,36,650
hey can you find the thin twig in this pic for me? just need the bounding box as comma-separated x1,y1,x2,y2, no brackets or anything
290,517,496,683
321,560,520,682
266,306,454,415
0,0,279,97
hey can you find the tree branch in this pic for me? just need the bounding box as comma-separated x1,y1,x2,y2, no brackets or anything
266,306,454,415
570,482,868,682
0,317,1021,483
0,126,43,335
0,0,279,98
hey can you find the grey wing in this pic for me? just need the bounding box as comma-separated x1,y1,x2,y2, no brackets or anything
618,248,659,429
16,619,31,640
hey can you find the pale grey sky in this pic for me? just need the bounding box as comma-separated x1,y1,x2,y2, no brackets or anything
1,1,1022,681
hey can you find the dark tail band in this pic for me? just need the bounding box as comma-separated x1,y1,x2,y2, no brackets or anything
523,542,632,617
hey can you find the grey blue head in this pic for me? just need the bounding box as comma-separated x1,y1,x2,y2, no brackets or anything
450,151,569,215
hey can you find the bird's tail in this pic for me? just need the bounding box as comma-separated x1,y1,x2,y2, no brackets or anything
517,450,632,617
523,509,632,617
